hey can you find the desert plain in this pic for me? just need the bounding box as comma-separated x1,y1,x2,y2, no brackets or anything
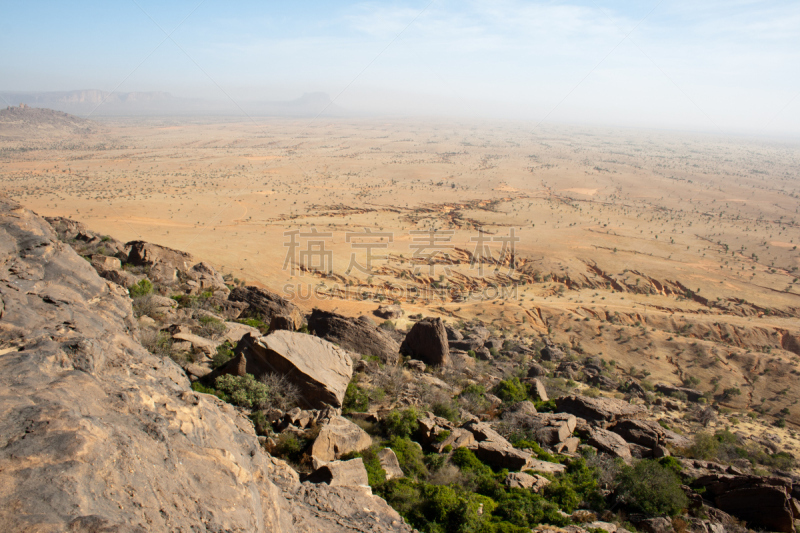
2,107,800,432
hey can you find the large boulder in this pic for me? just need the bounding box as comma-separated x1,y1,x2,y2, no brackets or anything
692,474,795,533
214,331,353,409
308,309,400,365
186,261,229,295
305,458,370,488
587,428,632,459
126,239,194,272
609,419,666,449
374,305,403,319
311,416,373,462
2,200,412,532
504,472,550,492
229,285,305,330
402,317,450,366
378,448,405,480
555,395,645,425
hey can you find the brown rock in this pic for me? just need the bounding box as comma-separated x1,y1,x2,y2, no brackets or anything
216,331,353,409
504,472,551,492
305,458,370,488
402,317,450,366
311,416,373,462
555,395,645,425
609,419,665,448
528,378,548,401
186,261,229,294
126,239,195,272
308,309,400,365
378,448,405,480
692,474,795,533
374,305,403,319
229,285,305,329
587,428,632,459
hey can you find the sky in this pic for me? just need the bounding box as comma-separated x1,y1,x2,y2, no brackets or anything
1,0,799,135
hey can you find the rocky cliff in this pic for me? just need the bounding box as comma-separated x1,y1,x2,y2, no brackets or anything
0,197,410,532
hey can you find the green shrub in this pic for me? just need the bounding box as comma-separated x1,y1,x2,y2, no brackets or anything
688,431,719,460
431,400,460,424
249,410,269,435
197,315,227,338
215,374,269,408
534,399,557,413
343,445,387,487
235,316,270,334
380,320,396,331
129,279,153,298
343,376,369,413
191,381,229,402
384,407,420,439
212,341,235,368
389,436,428,479
493,377,528,403
614,459,688,516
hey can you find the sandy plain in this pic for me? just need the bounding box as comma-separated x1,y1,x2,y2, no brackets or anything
2,113,800,427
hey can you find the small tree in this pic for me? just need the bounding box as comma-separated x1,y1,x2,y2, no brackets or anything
614,459,688,516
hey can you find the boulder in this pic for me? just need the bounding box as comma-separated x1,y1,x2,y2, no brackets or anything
540,343,565,361
222,321,261,345
214,331,353,409
101,268,141,288
402,317,450,366
269,314,296,331
405,359,426,372
504,472,550,492
311,416,373,462
374,305,402,319
305,458,370,488
126,240,194,272
308,309,400,365
149,261,178,284
692,474,795,533
555,395,645,425
472,440,536,471
90,254,122,271
655,383,704,402
527,378,549,401
633,517,674,533
171,330,220,357
186,261,229,294
449,338,482,352
609,419,665,449
445,325,463,341
474,347,493,361
587,428,632,459
527,363,547,378
555,437,581,454
378,448,405,480
228,285,305,329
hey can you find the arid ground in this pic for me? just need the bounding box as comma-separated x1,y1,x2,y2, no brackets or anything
3,109,800,429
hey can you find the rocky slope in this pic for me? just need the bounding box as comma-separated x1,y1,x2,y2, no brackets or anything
0,197,410,532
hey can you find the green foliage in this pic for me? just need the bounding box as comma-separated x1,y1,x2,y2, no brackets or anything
431,400,460,425
434,430,452,443
212,341,234,368
249,410,269,436
460,383,486,396
197,315,227,338
533,399,557,413
493,377,528,403
543,458,603,513
383,407,420,439
389,436,428,479
235,316,270,334
129,279,153,298
451,447,493,477
215,374,269,408
688,431,719,460
191,381,229,402
614,459,689,516
343,445,388,487
380,320,396,331
343,377,370,414
509,437,555,463
658,456,684,475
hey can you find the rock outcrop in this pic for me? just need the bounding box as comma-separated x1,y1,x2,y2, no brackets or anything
217,331,353,409
0,199,409,532
229,285,305,329
556,395,645,425
308,309,400,365
402,317,450,367
311,415,373,462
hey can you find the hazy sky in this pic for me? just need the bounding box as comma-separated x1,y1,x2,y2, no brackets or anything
2,0,799,135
